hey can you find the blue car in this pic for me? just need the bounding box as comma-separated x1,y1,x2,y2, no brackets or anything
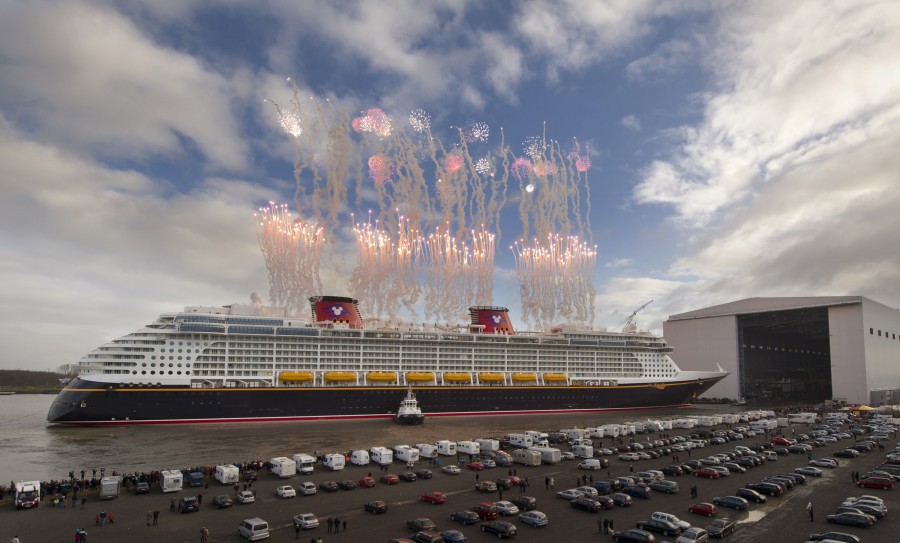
440,529,468,542
622,485,652,499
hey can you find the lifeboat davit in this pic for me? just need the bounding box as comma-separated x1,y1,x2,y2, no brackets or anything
478,372,505,382
324,371,357,382
366,371,398,382
278,371,314,382
406,372,435,382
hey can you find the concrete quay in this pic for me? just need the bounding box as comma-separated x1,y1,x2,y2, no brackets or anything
2,424,896,543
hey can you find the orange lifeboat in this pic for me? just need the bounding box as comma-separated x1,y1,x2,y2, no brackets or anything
405,372,435,382
324,371,357,382
366,371,398,382
543,373,568,382
478,372,505,382
511,373,537,382
443,372,472,382
278,371,314,382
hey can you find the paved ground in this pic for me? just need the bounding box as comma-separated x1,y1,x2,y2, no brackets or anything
2,424,896,543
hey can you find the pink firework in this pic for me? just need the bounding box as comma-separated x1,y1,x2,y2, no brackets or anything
353,107,393,138
444,154,465,174
575,155,591,172
368,155,395,185
511,157,533,181
464,121,490,143
532,161,555,177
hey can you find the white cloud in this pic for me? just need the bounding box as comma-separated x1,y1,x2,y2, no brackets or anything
605,257,635,268
625,38,695,82
621,115,642,131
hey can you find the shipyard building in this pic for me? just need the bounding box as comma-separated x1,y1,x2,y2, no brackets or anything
663,296,900,405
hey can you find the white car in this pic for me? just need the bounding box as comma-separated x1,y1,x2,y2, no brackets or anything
652,511,692,531
495,501,520,515
298,482,317,496
809,458,837,468
236,490,255,504
560,452,576,461
794,466,824,477
293,513,319,529
618,452,641,461
276,485,296,498
442,465,462,475
556,488,585,500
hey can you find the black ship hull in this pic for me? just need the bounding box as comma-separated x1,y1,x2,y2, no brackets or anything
47,375,726,426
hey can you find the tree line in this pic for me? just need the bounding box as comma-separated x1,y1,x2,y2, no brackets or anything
0,369,65,388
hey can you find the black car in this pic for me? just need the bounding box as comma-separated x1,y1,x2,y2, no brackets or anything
410,531,443,543
706,518,736,538
808,532,861,543
494,477,513,490
712,496,749,511
338,479,357,490
622,485,652,499
416,469,434,479
611,528,656,543
662,465,684,476
636,518,682,537
319,481,339,492
833,449,859,458
511,496,537,511
134,481,150,494
735,488,767,504
480,520,517,538
450,510,479,525
179,496,200,513
365,500,388,514
745,482,782,497
407,518,437,531
211,494,233,509
826,512,875,528
570,497,602,513
400,472,418,482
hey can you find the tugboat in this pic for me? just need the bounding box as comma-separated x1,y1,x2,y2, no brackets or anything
393,388,424,425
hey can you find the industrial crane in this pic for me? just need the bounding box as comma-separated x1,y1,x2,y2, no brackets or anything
619,300,653,332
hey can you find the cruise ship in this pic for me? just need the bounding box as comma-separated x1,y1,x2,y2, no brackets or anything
47,296,727,425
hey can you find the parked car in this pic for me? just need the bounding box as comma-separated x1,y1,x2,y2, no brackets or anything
856,477,893,490
571,497,603,513
179,496,200,513
651,512,691,530
381,474,401,485
410,530,444,543
212,494,233,508
338,479,357,490
807,532,861,543
276,485,297,498
134,482,150,494
406,518,437,531
694,468,721,479
475,481,498,493
735,488,766,504
511,495,537,511
809,458,838,468
359,476,376,488
556,489,585,500
744,482,782,497
451,510,480,525
623,485,653,499
399,472,418,482
421,491,447,504
636,518,683,537
611,493,633,507
495,501,520,515
611,528,656,543
712,496,749,511
480,520,517,538
439,529,467,543
292,513,319,530
688,502,718,517
417,469,434,479
825,512,875,528
298,481,317,495
676,527,709,543
235,490,255,504
706,518,736,538
466,461,484,471
365,500,388,514
794,466,823,477
318,481,339,492
518,510,549,527
442,465,461,475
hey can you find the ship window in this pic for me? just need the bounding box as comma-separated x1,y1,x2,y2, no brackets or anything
141,371,146,375
178,356,182,360
186,371,190,375
168,371,173,375
142,363,147,367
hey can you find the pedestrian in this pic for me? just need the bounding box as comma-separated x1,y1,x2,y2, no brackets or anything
629,464,634,473
327,517,333,533
153,509,160,525
81,496,86,508
334,516,340,533
549,477,554,490
545,476,549,490
343,520,347,532
147,510,153,526
475,473,479,481
295,521,301,539
807,502,814,522
108,512,114,525
170,497,175,512
597,518,603,533
197,494,203,505
10,536,20,543
94,514,100,526
603,518,609,534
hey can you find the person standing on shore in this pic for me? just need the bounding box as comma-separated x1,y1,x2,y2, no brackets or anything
10,536,20,543
807,502,814,522
200,526,209,543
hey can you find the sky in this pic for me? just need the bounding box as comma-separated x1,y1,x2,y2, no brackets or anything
2,0,900,372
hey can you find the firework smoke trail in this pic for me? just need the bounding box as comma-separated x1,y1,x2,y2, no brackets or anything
511,234,596,328
254,202,324,312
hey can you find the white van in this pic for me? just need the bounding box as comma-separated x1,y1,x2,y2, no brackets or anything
293,454,315,475
350,450,370,466
270,457,296,478
239,517,270,540
370,446,393,465
324,453,345,471
215,464,240,484
160,469,183,493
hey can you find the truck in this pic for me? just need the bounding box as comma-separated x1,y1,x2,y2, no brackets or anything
476,439,500,452
214,464,239,485
293,454,316,474
99,476,122,500
393,445,419,463
350,450,370,466
324,453,345,471
160,470,183,493
370,446,393,465
788,413,817,424
600,424,621,438
512,448,541,466
188,471,205,487
416,443,438,458
270,457,296,478
14,481,40,510
457,441,481,455
528,446,561,464
436,440,457,456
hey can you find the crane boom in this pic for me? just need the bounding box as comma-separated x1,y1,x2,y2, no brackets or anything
619,300,653,331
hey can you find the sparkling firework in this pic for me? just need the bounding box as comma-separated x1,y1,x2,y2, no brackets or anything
421,225,495,322
464,121,490,143
368,154,395,185
443,154,464,174
475,157,491,175
409,109,431,133
511,157,533,181
353,107,393,138
575,155,591,172
254,202,324,312
511,234,596,328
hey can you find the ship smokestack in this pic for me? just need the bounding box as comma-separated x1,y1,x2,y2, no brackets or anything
469,306,516,335
309,296,363,329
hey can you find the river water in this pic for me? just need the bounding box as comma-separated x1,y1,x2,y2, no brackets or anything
1,394,746,483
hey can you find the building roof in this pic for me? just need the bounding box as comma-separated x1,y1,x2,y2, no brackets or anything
667,296,863,321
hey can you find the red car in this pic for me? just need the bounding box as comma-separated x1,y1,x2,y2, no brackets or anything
466,461,485,471
474,502,500,520
688,502,719,517
508,475,522,486
421,491,447,504
770,437,796,446
857,477,893,490
359,476,376,488
380,473,400,485
694,467,721,479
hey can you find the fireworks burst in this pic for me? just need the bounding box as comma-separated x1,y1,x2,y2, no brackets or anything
523,135,545,161
511,157,533,181
409,109,431,133
464,121,490,143
353,107,393,138
475,157,491,175
443,154,464,174
368,155,395,185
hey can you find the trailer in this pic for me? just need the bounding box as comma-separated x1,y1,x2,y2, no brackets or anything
560,428,588,441
393,445,419,463
587,427,605,438
436,440,457,456
508,434,534,448
160,470,183,493
99,476,122,500
456,441,481,455
214,465,239,485
528,446,561,464
600,425,621,438
293,454,316,474
476,439,500,452
350,450,370,466
416,443,438,458
370,446,393,465
270,457,296,478
14,481,40,510
572,444,594,459
324,453,345,471
788,413,817,424
512,449,541,466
